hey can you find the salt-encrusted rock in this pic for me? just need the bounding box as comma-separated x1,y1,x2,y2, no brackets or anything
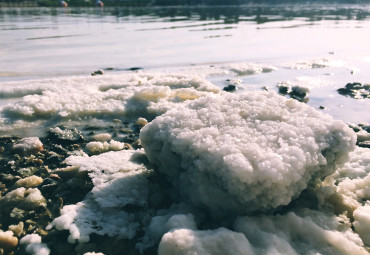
356,130,370,143
8,222,24,237
140,91,356,216
358,141,370,148
0,187,47,212
91,133,112,142
353,204,370,246
47,127,83,145
12,137,43,155
10,208,26,220
135,117,148,128
85,140,126,154
317,147,370,218
47,150,150,244
53,166,80,178
0,230,18,250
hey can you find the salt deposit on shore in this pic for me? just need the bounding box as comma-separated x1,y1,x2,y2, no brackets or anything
0,68,369,255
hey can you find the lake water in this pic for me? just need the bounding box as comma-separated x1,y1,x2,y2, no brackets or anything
0,4,369,132
1,5,370,77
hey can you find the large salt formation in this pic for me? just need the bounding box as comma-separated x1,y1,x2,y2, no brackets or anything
140,91,356,216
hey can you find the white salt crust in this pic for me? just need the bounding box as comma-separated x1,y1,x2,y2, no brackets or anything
47,150,150,243
20,234,50,255
140,91,356,215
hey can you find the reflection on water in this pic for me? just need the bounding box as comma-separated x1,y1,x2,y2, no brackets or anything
1,4,370,25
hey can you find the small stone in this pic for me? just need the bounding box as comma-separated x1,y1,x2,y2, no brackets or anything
47,127,84,145
223,84,237,92
277,83,290,95
53,166,80,179
36,228,48,237
113,119,122,124
135,117,148,128
289,86,310,102
17,168,32,178
319,106,325,110
13,175,43,189
92,133,112,142
128,67,143,71
357,130,370,142
132,139,141,149
10,208,26,220
0,230,18,251
48,174,60,180
358,141,370,148
124,143,133,150
8,222,24,237
91,69,104,76
12,137,43,155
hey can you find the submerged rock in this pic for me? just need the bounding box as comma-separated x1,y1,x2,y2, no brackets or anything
348,123,370,148
337,82,370,99
91,70,104,76
277,82,309,103
140,91,356,216
223,84,237,92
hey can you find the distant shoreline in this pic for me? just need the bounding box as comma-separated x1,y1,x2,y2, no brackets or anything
1,0,370,8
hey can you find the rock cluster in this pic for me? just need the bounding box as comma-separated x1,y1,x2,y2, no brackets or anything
277,82,309,103
0,118,143,255
348,123,370,148
337,82,370,99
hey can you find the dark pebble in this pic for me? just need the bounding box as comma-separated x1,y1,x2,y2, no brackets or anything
127,67,143,71
223,84,237,92
358,141,370,148
91,70,104,76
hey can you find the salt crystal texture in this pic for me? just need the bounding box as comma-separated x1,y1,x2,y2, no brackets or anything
20,234,50,255
48,150,150,243
140,91,356,216
12,137,43,154
158,227,254,255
